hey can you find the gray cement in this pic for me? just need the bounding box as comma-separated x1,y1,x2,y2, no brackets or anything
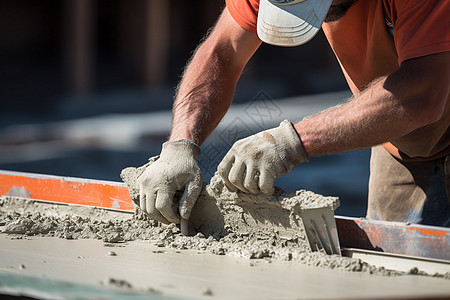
0,157,448,279
2,196,450,279
0,195,399,276
3,236,450,300
121,156,339,243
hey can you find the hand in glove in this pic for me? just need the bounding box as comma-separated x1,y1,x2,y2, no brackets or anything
218,120,308,194
136,140,202,224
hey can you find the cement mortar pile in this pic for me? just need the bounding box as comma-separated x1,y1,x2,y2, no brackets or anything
120,156,340,244
0,196,394,275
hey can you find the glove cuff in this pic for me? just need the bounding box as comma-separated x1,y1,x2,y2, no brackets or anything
279,120,308,166
162,139,201,159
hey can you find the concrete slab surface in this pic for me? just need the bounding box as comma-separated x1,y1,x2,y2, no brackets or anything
0,235,449,300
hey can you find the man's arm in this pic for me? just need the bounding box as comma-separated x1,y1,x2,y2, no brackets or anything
296,51,450,157
170,7,262,145
218,51,449,194
135,7,261,225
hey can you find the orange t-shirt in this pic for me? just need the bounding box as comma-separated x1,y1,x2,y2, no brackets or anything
225,0,450,160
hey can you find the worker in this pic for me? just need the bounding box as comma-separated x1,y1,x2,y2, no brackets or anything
136,0,450,227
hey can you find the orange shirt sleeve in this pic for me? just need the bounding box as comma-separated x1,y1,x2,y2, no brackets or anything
385,0,450,64
225,0,259,34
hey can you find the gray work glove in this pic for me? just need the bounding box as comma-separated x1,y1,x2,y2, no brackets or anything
218,120,308,194
136,140,202,224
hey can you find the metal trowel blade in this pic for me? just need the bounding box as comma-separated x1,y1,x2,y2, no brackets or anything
299,207,341,255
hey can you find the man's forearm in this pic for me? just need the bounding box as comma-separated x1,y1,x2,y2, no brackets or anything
169,8,261,146
170,43,238,146
296,53,449,158
296,77,407,156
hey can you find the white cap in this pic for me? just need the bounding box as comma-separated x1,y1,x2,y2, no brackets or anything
257,0,333,47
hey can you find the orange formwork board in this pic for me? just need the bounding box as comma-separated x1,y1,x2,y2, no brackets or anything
336,216,450,260
0,170,134,212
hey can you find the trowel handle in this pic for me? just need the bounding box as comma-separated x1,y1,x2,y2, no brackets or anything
180,218,189,236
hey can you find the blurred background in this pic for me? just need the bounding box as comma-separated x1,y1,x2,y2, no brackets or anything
0,0,369,217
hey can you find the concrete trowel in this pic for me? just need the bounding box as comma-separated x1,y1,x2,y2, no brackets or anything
299,207,341,255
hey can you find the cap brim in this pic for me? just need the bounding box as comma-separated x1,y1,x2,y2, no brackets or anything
257,0,333,47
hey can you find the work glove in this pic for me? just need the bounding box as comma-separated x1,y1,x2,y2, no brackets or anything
218,120,308,194
136,140,202,224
